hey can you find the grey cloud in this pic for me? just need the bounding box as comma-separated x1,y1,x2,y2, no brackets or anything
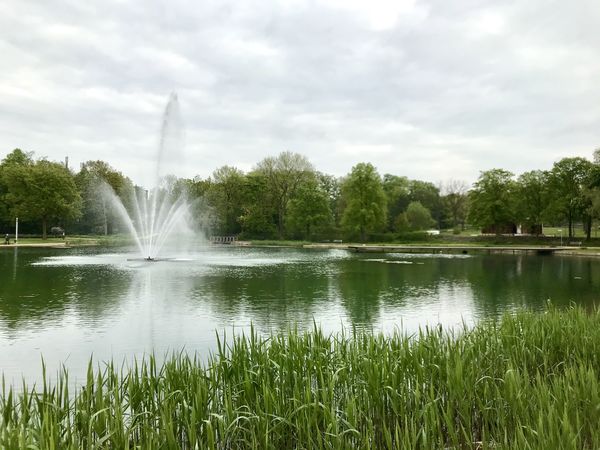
1,0,599,187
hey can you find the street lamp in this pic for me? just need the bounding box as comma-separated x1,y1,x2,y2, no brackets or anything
558,229,562,246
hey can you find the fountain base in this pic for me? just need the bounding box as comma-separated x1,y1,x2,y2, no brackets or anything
126,257,176,262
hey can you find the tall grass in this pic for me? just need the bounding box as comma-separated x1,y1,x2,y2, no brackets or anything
2,306,600,449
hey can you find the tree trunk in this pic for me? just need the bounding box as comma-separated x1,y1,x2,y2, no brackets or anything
568,211,573,238
42,218,47,240
360,225,366,242
102,199,108,236
278,208,285,239
586,215,592,240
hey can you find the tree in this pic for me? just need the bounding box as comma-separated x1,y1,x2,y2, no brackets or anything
409,180,442,228
581,163,600,240
182,176,219,233
393,212,410,232
468,169,516,234
287,179,332,239
317,172,342,226
382,174,410,230
547,157,593,238
75,160,133,235
0,149,34,229
340,163,387,241
441,179,469,230
4,159,81,238
206,166,245,235
239,172,278,239
254,152,315,238
406,201,435,231
515,170,549,235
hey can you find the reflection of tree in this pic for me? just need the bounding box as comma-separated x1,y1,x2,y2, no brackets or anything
3,249,600,340
0,250,130,330
336,259,388,326
189,261,331,333
466,255,600,315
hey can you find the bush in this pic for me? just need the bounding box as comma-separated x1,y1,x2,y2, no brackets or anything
395,231,433,242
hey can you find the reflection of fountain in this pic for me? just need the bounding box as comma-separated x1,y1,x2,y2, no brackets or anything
104,93,192,260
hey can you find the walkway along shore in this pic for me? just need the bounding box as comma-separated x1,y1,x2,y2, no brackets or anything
0,242,72,249
302,242,600,257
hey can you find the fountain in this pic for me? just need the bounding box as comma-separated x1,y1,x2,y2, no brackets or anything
103,93,193,261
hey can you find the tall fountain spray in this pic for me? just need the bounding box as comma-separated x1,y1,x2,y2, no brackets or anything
104,93,192,260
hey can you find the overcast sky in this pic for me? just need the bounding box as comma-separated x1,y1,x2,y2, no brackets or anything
1,0,599,187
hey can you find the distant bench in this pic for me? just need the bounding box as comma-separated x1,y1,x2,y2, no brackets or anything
568,241,583,247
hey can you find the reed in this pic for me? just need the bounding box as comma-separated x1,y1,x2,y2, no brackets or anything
2,305,600,449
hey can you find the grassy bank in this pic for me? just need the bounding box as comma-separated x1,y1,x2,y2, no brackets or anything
2,307,600,449
0,235,134,248
249,239,312,247
250,234,600,248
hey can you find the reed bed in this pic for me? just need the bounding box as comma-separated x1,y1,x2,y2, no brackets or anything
2,306,600,449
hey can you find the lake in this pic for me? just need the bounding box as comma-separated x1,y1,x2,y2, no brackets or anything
0,246,598,385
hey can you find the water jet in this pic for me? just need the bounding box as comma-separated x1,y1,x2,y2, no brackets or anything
103,93,193,260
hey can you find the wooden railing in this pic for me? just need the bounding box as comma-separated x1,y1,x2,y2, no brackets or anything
210,236,238,244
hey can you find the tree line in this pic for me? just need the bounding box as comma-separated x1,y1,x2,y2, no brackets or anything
1,148,599,241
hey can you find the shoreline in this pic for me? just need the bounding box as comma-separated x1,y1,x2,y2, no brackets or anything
3,239,600,258
0,242,72,249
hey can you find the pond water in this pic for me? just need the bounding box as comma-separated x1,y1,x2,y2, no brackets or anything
0,246,598,385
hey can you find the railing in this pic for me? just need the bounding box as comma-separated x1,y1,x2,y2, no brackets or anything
210,236,238,244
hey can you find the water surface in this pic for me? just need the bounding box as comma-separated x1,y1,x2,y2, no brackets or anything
0,246,598,385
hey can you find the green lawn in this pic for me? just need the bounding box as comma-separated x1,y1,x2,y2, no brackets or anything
3,235,133,246
542,226,600,239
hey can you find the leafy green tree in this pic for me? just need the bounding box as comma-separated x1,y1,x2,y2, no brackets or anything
547,157,594,238
287,179,332,239
406,201,435,231
441,180,469,230
239,172,278,239
581,163,600,240
515,170,549,235
341,163,387,241
4,159,81,238
393,212,409,232
382,174,410,230
409,180,442,227
255,152,315,238
317,173,342,226
206,166,245,235
179,176,219,233
468,169,516,234
1,149,33,167
0,149,34,229
75,160,133,234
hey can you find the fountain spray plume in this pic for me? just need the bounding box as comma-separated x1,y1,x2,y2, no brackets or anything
103,93,194,260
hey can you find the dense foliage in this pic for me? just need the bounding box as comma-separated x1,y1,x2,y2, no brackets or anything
1,306,600,448
2,147,600,240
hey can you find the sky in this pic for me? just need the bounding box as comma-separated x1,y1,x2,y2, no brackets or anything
1,0,599,187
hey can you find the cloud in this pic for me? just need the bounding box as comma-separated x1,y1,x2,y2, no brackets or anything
0,0,599,187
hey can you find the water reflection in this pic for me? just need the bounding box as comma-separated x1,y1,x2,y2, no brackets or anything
0,247,599,385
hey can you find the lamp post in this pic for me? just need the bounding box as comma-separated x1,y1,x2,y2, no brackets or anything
558,228,562,246
15,217,18,245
